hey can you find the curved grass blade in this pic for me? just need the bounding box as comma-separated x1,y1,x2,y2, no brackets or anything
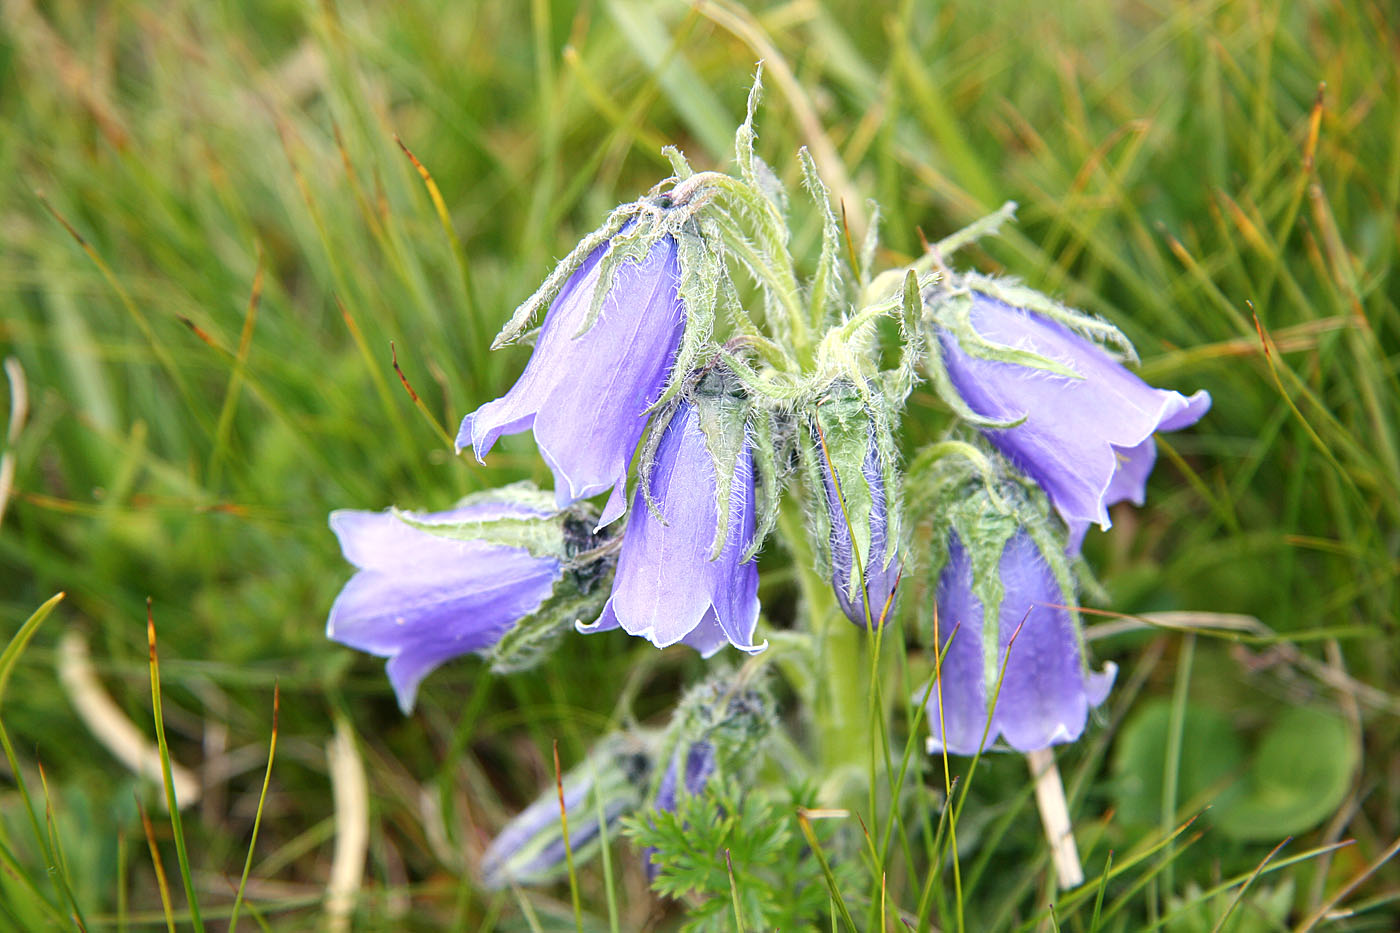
146,600,205,933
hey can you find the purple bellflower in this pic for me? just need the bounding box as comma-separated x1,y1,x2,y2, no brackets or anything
578,402,765,655
326,498,563,713
935,290,1210,547
821,437,900,628
925,529,1116,755
457,235,686,527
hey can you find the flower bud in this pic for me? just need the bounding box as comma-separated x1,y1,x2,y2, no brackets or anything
808,385,902,628
480,731,655,890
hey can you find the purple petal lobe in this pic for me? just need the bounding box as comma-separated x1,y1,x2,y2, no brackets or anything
457,236,685,521
940,295,1211,540
924,539,991,755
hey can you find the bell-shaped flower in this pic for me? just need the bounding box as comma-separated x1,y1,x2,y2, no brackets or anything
578,402,765,655
481,731,654,890
457,233,686,527
924,529,1116,755
820,433,900,628
931,286,1210,546
326,493,566,712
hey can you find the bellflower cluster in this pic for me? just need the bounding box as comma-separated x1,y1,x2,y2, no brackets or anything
323,74,1215,898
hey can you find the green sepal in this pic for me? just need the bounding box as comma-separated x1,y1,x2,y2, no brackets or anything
921,323,1029,430
662,145,694,180
692,368,753,561
491,204,635,349
936,291,1083,379
574,211,672,339
798,147,846,329
488,577,611,675
734,64,788,222
813,388,877,599
858,200,881,289
392,481,569,560
959,272,1139,363
650,221,722,411
744,410,787,563
861,200,1017,307
818,270,935,389
931,200,1018,260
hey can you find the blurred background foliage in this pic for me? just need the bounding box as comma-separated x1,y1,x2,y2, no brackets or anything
0,0,1396,928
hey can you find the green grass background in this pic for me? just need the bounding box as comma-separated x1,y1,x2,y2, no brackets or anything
1,0,1397,929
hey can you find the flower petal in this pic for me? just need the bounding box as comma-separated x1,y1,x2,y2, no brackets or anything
329,504,547,572
989,531,1102,751
924,537,992,756
457,245,607,459
327,506,563,711
926,530,1113,755
457,236,685,522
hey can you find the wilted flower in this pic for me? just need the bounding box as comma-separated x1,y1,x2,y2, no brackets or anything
820,433,899,628
925,529,1116,755
327,493,566,712
932,287,1210,546
578,401,765,655
457,233,685,527
481,732,654,890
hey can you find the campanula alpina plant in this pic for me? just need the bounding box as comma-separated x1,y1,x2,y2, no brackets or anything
923,272,1211,547
326,482,616,711
325,70,1216,921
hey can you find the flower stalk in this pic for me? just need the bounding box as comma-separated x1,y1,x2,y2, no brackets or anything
1027,747,1083,889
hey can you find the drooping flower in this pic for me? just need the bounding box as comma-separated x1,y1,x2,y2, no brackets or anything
820,433,900,628
457,233,685,527
924,529,1116,755
931,286,1210,547
578,402,765,655
326,493,566,712
481,731,655,890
